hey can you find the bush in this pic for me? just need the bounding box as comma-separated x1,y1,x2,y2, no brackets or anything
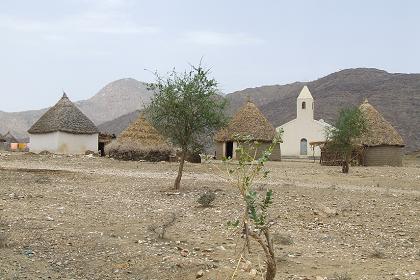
197,191,216,207
106,141,172,162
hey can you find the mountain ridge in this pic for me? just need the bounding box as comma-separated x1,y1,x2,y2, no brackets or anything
0,68,418,152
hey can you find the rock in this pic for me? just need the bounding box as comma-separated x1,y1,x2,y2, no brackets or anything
250,269,257,276
46,216,54,221
242,260,252,272
180,249,189,257
196,270,204,278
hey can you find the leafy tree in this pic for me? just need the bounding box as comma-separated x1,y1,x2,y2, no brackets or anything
147,64,227,189
224,134,281,280
326,107,367,173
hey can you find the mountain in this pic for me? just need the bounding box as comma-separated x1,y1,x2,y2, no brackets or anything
0,78,153,140
0,68,419,152
226,68,420,152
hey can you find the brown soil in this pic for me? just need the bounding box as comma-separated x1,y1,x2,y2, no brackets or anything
0,152,419,280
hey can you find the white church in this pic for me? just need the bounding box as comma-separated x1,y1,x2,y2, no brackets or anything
276,86,332,157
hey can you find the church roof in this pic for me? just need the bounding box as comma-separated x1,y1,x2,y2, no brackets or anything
28,93,99,135
358,99,404,147
297,86,313,99
214,100,276,142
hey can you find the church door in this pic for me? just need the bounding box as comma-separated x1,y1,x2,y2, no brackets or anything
300,138,307,155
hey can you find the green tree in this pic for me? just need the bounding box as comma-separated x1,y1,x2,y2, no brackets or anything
326,107,367,173
147,64,227,189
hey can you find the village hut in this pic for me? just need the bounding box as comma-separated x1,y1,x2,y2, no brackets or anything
358,99,405,166
1,131,19,151
214,100,281,160
28,93,99,154
106,114,172,161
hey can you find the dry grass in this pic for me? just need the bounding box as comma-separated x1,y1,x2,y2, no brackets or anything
106,141,172,162
214,101,276,142
358,100,404,147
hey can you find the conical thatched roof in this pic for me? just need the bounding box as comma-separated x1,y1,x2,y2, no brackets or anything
214,101,276,142
117,114,169,147
28,93,98,134
358,99,404,147
3,131,17,143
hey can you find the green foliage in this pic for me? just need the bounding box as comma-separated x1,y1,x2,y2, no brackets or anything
197,191,216,207
222,133,281,280
326,107,367,159
146,64,227,154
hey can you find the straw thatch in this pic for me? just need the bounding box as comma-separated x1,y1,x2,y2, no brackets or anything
358,99,404,147
117,114,169,147
214,101,276,142
3,131,18,143
107,114,172,161
28,93,98,134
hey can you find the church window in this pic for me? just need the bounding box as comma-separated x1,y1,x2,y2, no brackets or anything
302,102,306,109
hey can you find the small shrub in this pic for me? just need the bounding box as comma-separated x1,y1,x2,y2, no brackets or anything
369,247,385,259
106,141,172,162
148,213,176,239
197,191,216,207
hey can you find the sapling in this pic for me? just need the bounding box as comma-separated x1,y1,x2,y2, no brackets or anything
223,133,281,280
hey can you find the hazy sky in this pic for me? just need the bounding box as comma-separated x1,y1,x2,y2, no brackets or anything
1,0,419,112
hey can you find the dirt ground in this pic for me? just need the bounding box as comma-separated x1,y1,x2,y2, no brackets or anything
0,152,419,280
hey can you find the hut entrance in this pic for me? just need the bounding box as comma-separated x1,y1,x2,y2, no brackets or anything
98,142,105,156
300,138,307,155
225,141,233,158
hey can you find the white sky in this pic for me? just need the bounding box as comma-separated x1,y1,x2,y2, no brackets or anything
1,0,419,111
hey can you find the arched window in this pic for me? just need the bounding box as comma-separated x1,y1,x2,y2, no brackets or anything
302,102,306,109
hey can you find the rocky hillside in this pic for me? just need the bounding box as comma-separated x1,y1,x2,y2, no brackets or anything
226,68,420,152
0,78,153,140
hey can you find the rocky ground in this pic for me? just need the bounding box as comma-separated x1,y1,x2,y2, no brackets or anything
0,152,419,280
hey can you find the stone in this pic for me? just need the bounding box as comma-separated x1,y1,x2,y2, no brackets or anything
196,270,204,278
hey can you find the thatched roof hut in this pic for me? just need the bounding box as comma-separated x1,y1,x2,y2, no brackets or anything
28,93,98,135
358,99,404,166
3,131,18,143
28,93,99,154
214,101,276,142
106,114,172,161
118,114,169,147
214,100,281,160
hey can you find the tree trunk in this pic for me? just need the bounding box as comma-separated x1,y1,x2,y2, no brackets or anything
173,150,186,189
342,160,349,173
265,256,276,280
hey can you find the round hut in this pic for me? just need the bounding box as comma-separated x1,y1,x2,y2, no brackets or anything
28,93,99,154
106,114,172,161
3,131,18,144
358,99,405,166
214,100,281,161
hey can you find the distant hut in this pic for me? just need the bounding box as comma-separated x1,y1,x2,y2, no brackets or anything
358,99,405,166
2,131,18,151
106,114,172,161
214,100,281,160
28,93,99,154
